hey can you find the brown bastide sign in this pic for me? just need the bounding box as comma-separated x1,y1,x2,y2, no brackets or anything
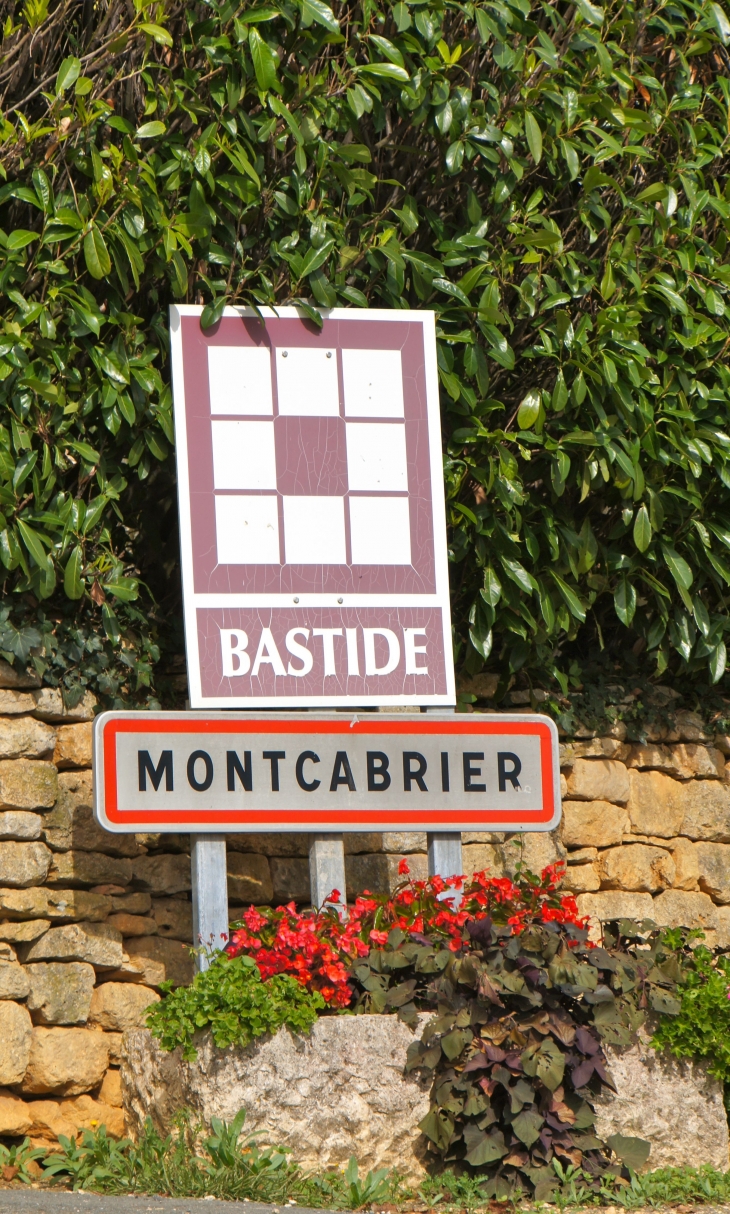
170,306,455,708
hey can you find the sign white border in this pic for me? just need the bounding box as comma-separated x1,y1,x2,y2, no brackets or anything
170,305,456,708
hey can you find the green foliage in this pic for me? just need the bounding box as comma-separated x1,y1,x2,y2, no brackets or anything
42,1111,300,1201
350,916,693,1199
0,1136,47,1185
651,942,730,1083
146,952,325,1061
2,0,730,696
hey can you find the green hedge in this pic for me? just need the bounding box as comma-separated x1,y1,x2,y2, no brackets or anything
1,0,730,706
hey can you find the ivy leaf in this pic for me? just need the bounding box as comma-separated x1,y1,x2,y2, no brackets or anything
607,1135,651,1171
463,1126,507,1165
83,226,112,279
512,1108,544,1146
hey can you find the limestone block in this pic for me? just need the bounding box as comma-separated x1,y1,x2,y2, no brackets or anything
108,913,157,937
270,857,309,903
695,842,730,904
462,843,503,877
650,889,719,932
0,760,57,810
0,811,41,840
53,722,93,770
89,982,160,1032
25,962,95,1025
560,773,568,798
0,841,51,888
105,1032,123,1065
599,845,674,893
151,898,192,942
48,850,134,889
122,1018,431,1181
55,1094,125,1139
0,718,56,761
22,1026,109,1095
382,833,428,854
576,891,655,926
0,942,17,960
562,800,628,849
680,780,730,842
99,1068,123,1108
561,738,631,763
0,961,30,1000
717,734,730,756
462,831,506,844
25,921,124,970
0,1089,32,1135
566,846,598,864
111,892,152,915
594,1035,728,1171
671,710,710,743
0,691,36,714
627,744,679,775
627,769,686,837
226,833,309,857
0,660,39,689
43,771,143,857
124,937,194,987
344,834,383,855
564,758,630,804
672,838,700,891
0,887,111,923
456,671,499,699
501,830,565,879
0,920,50,943
0,1001,32,1084
131,854,191,896
713,906,730,949
227,853,273,905
31,688,97,723
105,954,166,988
346,853,428,897
672,745,724,779
561,864,601,894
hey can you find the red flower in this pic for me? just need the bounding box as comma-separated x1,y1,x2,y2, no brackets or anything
398,858,410,875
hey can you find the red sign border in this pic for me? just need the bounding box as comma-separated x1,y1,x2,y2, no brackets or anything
96,714,559,831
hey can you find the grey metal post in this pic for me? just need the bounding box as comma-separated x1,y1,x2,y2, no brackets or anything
309,833,347,916
191,834,229,971
427,832,463,881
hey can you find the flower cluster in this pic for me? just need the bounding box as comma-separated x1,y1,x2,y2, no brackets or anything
227,862,587,1007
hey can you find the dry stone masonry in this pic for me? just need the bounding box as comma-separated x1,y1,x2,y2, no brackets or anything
0,664,727,1143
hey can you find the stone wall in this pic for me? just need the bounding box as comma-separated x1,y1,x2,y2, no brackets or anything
0,668,728,1140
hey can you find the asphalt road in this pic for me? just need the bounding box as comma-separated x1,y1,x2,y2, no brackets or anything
0,1193,337,1214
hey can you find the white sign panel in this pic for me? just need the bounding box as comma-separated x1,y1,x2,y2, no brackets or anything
170,306,455,707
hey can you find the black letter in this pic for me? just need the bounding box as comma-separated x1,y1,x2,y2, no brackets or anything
227,751,252,792
463,752,486,792
403,751,428,792
498,752,522,791
138,750,173,792
296,751,321,792
187,750,213,792
330,751,356,791
441,752,450,792
263,750,286,791
367,751,391,792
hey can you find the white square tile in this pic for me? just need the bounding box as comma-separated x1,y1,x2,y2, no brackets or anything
276,348,340,416
345,422,408,491
208,346,273,415
342,349,404,417
215,495,280,564
283,496,346,564
349,497,411,564
211,420,277,490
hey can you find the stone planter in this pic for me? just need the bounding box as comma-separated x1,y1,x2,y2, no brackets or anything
122,1016,432,1181
121,1015,729,1179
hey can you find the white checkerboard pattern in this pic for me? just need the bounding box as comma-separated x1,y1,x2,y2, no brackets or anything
208,346,411,567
